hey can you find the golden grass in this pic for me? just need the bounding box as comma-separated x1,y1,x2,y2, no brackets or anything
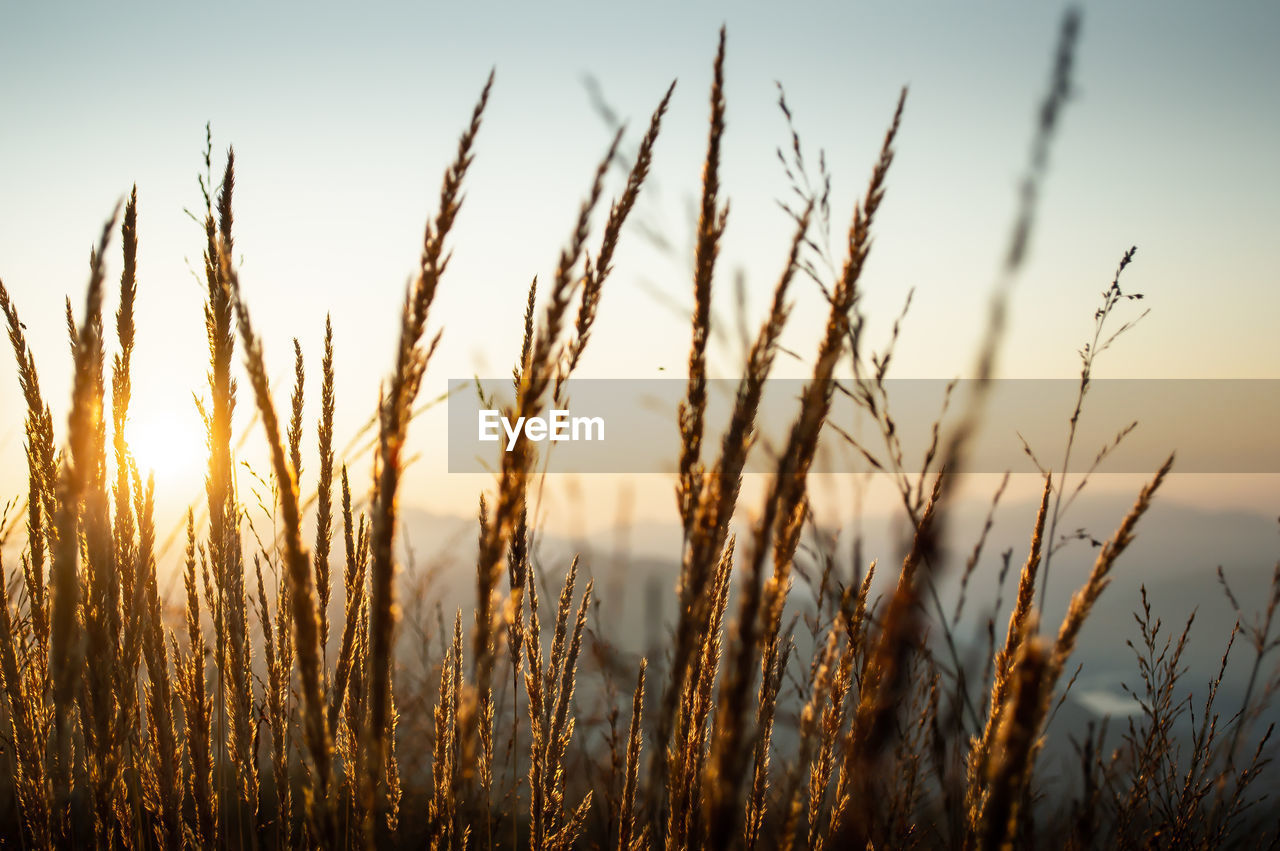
0,12,1276,850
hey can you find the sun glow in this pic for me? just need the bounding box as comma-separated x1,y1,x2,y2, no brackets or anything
125,410,204,490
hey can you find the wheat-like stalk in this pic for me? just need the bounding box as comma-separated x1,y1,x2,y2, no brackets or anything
223,252,333,842
965,473,1051,838
368,73,493,834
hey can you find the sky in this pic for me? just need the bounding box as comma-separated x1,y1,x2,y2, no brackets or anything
1,1,1278,544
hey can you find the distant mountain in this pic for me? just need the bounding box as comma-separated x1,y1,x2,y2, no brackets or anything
391,490,1278,689
166,488,1280,800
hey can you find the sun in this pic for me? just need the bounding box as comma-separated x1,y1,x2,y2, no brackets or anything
125,410,204,488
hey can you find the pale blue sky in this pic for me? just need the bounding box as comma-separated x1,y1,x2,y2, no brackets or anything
2,1,1278,533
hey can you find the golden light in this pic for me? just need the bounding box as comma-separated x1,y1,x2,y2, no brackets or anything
125,409,204,489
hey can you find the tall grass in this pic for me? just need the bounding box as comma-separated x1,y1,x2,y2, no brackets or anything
0,10,1276,850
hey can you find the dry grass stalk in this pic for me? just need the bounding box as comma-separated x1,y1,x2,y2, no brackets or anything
111,187,139,634
368,72,493,831
524,560,595,851
743,628,795,851
470,81,667,791
774,622,841,851
831,472,940,846
427,611,464,850
0,548,51,847
288,338,305,486
657,28,729,811
701,89,906,850
329,463,367,735
176,510,216,846
977,633,1048,851
618,658,647,851
136,471,180,849
0,276,56,660
473,124,622,731
698,203,810,845
806,590,865,851
965,473,1051,835
675,26,728,535
668,538,734,849
1044,454,1175,704
255,554,292,849
48,206,119,839
315,316,336,672
935,9,1081,503
222,252,333,841
196,148,261,838
562,80,676,382
1041,245,1146,609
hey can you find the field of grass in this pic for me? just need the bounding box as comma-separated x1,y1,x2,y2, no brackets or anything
0,11,1277,850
